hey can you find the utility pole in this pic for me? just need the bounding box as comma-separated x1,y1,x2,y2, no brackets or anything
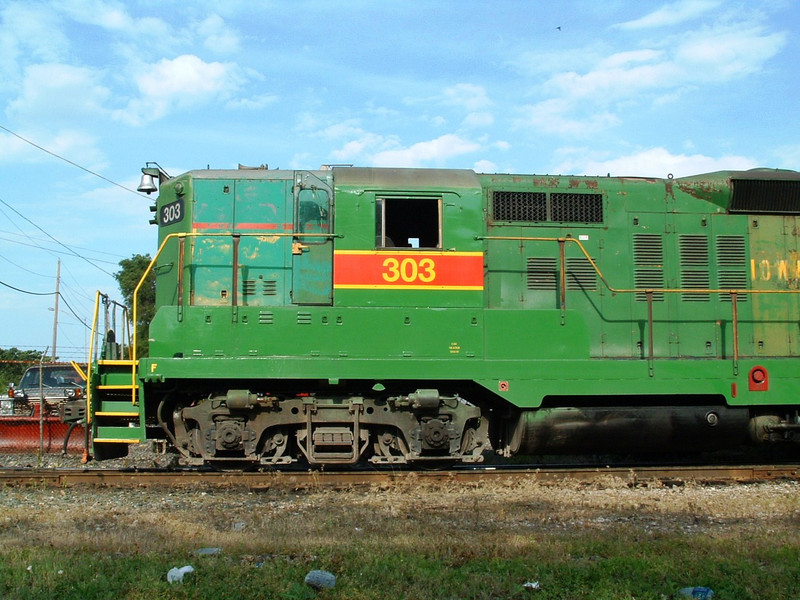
51,259,60,361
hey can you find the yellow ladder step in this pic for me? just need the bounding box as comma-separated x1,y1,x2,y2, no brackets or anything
98,359,138,366
97,384,139,390
95,411,140,417
93,438,141,444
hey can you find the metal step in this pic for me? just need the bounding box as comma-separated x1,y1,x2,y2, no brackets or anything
94,425,144,443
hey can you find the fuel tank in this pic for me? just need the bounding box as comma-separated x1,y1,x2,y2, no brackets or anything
511,405,750,455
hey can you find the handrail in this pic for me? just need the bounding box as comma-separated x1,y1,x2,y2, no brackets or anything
478,235,800,375
478,235,800,297
130,231,338,402
126,232,799,391
86,291,103,425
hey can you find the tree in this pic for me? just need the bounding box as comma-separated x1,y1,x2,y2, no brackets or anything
114,254,155,357
0,347,46,388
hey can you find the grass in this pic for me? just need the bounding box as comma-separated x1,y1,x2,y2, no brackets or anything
0,479,798,599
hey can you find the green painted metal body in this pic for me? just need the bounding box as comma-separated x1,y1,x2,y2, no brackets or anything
92,166,800,461
142,167,800,403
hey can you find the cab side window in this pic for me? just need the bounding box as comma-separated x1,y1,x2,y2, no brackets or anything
376,197,441,249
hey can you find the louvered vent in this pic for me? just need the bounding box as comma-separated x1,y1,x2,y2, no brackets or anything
633,234,663,265
566,257,597,290
633,234,664,301
716,235,748,302
526,257,557,290
258,311,274,325
262,280,278,295
634,270,665,301
730,179,800,214
680,271,710,301
493,191,546,221
679,235,709,301
551,193,603,223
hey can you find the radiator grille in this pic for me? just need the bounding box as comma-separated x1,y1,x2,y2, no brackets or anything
551,193,604,223
492,191,603,223
493,191,546,221
730,179,800,214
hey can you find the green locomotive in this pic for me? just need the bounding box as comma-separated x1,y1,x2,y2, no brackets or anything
87,165,800,466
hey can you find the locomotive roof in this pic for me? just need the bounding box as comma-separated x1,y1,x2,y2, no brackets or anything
332,166,481,189
180,166,482,190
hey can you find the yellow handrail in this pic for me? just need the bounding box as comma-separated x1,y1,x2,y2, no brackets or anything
479,235,800,296
129,231,335,403
86,290,103,425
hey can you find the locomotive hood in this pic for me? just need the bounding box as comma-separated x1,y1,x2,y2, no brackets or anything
675,167,800,213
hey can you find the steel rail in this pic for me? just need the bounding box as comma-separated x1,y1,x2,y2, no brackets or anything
1,464,797,489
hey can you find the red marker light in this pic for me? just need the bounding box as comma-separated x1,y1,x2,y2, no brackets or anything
748,366,769,391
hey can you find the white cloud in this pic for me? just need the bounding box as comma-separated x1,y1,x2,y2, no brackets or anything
517,18,786,137
0,129,104,170
59,0,134,30
517,99,620,136
7,63,111,124
441,83,492,112
114,55,246,125
553,147,757,178
226,94,278,110
331,133,389,161
674,24,786,80
616,0,723,30
1,3,70,61
196,14,242,54
474,159,498,173
371,134,480,168
462,112,494,128
0,3,70,84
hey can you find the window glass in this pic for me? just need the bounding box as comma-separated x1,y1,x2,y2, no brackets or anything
297,188,330,238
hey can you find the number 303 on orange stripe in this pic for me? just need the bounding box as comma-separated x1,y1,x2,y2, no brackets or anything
382,257,436,283
333,251,484,290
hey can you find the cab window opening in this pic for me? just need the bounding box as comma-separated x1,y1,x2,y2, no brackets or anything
376,197,441,249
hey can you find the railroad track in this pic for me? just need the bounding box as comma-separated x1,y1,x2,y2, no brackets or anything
1,463,798,489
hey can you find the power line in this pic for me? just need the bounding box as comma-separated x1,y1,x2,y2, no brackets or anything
0,280,92,331
0,197,115,276
0,228,127,259
0,279,56,296
0,252,52,278
57,293,91,331
0,123,145,198
0,235,121,265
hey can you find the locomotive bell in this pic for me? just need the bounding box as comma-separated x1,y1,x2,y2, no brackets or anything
137,173,157,194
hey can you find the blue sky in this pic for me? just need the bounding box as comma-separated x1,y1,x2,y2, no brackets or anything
0,0,798,362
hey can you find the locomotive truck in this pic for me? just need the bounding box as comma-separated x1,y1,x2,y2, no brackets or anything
85,164,800,466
